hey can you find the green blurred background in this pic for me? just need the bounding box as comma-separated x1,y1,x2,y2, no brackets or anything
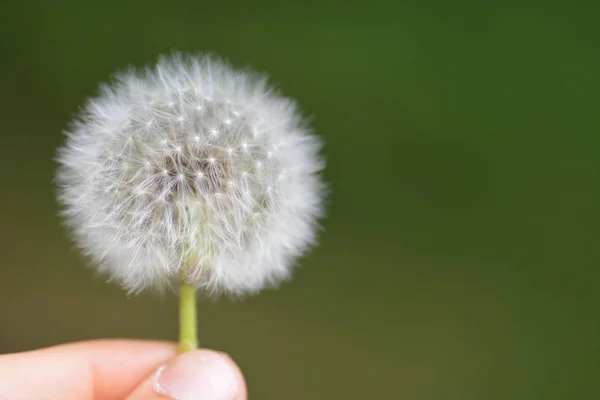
0,0,598,398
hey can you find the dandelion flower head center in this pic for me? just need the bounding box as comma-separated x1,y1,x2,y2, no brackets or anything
112,91,282,268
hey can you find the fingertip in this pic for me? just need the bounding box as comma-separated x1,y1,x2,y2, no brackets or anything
127,349,247,400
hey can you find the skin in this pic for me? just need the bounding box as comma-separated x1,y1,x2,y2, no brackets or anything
0,340,247,400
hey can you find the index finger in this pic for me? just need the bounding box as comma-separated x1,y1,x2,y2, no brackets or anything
0,339,177,400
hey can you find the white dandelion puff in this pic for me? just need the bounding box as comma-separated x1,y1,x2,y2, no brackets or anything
56,53,325,297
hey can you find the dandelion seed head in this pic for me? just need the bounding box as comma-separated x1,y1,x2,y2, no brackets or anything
56,53,325,296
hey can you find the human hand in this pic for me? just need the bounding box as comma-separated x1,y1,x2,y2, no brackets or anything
0,339,247,399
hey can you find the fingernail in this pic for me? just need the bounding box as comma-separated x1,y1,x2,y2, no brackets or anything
154,351,239,400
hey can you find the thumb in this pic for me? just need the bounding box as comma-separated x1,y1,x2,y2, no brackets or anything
126,349,246,400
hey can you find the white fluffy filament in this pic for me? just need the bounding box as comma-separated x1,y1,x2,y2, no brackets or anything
56,53,325,296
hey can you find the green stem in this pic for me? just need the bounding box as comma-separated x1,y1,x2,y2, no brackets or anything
179,279,198,353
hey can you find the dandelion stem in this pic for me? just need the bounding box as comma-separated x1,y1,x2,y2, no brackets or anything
179,279,198,352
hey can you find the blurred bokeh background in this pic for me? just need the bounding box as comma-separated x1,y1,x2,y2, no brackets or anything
0,0,598,398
